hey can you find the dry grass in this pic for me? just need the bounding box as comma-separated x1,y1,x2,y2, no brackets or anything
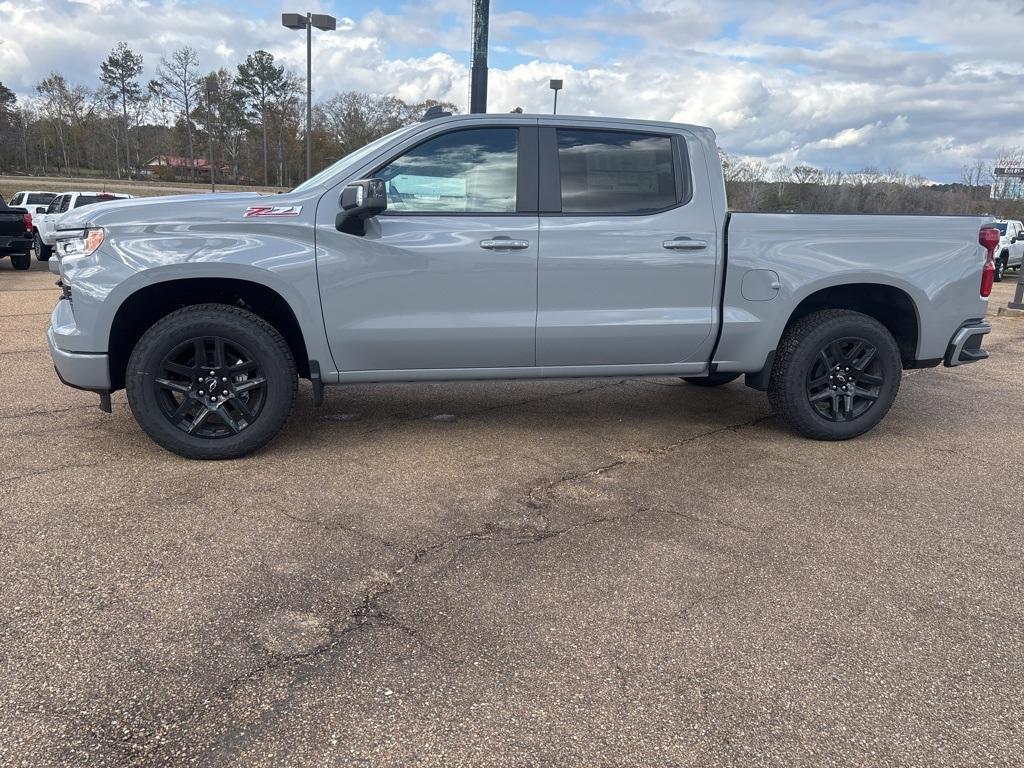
0,175,286,201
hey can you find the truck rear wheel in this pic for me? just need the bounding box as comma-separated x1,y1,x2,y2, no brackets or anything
126,304,297,460
10,251,31,270
34,232,52,261
768,310,901,441
994,255,1006,282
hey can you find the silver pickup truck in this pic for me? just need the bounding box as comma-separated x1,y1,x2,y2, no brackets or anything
47,112,997,459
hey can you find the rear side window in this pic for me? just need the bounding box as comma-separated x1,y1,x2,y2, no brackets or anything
9,194,22,205
27,193,56,205
74,195,110,209
557,129,677,214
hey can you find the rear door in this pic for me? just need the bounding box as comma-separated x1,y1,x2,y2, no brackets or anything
536,123,719,366
315,120,541,372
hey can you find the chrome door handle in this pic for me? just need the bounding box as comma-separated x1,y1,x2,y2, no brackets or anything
662,237,708,251
480,238,530,250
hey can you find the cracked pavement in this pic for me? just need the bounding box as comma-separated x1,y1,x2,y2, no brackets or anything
2,259,1023,767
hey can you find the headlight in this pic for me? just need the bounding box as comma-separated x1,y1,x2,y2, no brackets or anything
57,228,104,258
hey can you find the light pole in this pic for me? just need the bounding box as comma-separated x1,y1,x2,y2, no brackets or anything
549,79,563,115
282,11,337,180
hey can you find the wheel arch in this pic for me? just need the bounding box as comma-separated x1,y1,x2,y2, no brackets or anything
108,277,311,390
779,282,921,367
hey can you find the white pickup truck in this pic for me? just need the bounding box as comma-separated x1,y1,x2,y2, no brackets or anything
7,191,57,217
34,192,132,261
992,219,1024,281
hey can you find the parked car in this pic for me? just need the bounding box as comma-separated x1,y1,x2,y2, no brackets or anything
34,192,133,261
0,194,34,271
48,112,994,459
7,191,57,216
991,219,1024,281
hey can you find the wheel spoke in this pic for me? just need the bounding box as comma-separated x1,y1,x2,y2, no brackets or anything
809,374,830,389
231,395,254,420
856,346,877,371
859,371,884,386
810,389,833,403
164,361,195,377
827,341,848,368
233,376,266,394
213,338,226,369
853,386,879,401
186,409,211,434
155,377,190,394
171,397,193,422
217,405,242,434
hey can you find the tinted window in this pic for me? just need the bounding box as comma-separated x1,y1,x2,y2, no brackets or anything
9,194,21,205
997,223,1008,234
27,193,56,205
377,128,518,213
557,129,676,214
74,195,120,209
57,196,71,213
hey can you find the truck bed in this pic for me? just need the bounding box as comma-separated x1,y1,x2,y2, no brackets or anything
714,212,991,371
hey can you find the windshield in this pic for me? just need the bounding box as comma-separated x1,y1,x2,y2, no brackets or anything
997,223,1008,234
290,123,425,194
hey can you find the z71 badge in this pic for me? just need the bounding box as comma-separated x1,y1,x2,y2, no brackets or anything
244,205,302,217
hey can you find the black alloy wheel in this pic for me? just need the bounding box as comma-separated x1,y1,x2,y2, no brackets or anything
805,337,884,423
155,336,267,438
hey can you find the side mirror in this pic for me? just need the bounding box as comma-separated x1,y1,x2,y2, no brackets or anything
336,178,387,235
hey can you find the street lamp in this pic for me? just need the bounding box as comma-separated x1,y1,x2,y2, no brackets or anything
549,79,563,115
282,11,336,180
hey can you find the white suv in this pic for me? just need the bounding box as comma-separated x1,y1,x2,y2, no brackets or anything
993,219,1024,282
34,192,133,260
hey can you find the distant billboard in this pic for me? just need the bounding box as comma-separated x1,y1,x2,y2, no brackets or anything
995,159,1024,178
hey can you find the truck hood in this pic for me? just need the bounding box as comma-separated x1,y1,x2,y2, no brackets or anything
56,192,266,230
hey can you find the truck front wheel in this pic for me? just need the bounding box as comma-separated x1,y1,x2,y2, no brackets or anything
126,304,297,460
768,309,901,441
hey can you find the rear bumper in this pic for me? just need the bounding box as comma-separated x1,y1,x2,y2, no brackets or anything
944,321,991,367
47,324,110,391
0,233,32,253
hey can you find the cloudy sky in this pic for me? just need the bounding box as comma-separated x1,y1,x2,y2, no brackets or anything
1,0,1023,180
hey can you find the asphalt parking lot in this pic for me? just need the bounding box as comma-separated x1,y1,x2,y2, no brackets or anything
1,258,1022,767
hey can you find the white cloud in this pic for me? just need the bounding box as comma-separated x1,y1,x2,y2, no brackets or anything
2,0,1024,180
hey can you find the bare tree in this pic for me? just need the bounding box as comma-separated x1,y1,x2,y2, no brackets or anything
157,47,202,181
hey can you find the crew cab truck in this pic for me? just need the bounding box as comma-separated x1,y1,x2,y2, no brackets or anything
34,192,132,261
47,113,995,459
0,195,33,270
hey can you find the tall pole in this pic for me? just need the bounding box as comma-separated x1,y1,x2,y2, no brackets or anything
553,90,558,115
306,12,313,180
469,0,490,113
206,78,216,192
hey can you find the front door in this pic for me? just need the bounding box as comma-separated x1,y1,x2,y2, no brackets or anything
536,126,720,367
316,123,539,372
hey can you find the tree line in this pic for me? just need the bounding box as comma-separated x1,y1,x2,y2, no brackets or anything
721,152,1024,220
0,43,456,187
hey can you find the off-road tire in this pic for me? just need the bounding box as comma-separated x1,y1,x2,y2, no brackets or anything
683,372,741,387
10,251,31,270
768,309,901,441
126,304,297,460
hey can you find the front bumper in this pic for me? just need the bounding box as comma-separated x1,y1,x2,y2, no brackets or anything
944,321,991,367
47,323,110,391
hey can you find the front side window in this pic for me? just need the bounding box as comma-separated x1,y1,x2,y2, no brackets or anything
557,129,677,214
377,128,518,214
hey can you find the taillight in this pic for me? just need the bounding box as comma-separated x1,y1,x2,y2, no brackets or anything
979,226,999,298
22,212,32,232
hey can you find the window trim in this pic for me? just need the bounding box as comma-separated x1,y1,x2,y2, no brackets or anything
368,125,538,217
538,126,693,217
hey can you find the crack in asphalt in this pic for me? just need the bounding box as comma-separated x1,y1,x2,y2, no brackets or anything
0,460,107,488
106,410,776,765
524,413,774,512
